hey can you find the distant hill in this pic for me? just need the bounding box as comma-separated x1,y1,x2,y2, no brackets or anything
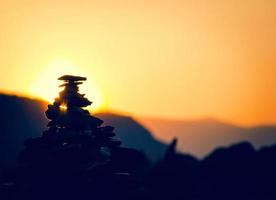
2,93,276,166
138,117,276,158
0,94,48,167
96,113,167,161
0,94,167,167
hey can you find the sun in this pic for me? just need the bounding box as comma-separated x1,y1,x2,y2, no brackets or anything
28,59,108,112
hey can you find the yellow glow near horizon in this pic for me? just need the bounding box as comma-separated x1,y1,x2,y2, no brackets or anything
28,59,108,112
0,0,276,126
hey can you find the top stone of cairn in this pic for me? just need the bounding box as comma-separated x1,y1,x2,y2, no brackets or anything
58,75,87,82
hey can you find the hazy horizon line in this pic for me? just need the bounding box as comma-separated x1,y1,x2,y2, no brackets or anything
1,90,276,128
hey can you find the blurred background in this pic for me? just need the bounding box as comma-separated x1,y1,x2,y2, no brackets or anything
0,0,276,166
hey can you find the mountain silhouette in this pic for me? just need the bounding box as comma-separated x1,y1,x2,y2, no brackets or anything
0,94,47,167
2,93,276,165
139,117,276,157
2,93,276,200
96,113,167,161
0,94,166,167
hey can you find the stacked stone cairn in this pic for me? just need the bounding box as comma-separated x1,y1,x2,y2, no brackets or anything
20,75,121,170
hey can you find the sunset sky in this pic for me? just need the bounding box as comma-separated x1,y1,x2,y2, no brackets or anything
0,0,275,126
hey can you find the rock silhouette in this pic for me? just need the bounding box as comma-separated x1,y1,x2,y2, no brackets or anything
0,94,166,167
13,75,148,200
1,76,276,200
20,75,122,166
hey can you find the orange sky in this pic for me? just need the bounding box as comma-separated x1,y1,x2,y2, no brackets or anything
0,0,275,126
